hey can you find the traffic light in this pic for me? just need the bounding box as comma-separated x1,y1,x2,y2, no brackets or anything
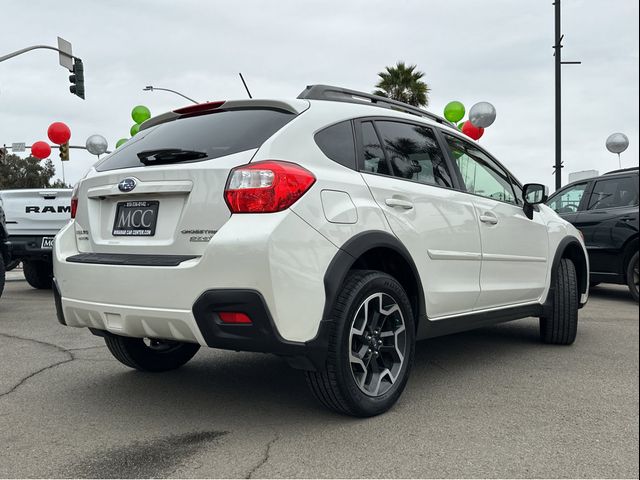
69,58,84,99
59,142,69,161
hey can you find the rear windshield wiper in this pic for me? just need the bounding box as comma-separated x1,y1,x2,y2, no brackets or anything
137,149,208,165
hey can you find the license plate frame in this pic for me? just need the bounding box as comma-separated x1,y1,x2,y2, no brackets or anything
112,200,159,237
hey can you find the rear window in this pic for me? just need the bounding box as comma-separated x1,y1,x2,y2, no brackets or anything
95,108,295,172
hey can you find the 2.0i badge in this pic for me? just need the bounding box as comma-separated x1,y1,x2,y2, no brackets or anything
118,178,137,192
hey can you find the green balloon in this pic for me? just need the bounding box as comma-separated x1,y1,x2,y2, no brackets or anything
130,123,140,136
458,121,465,131
444,101,465,123
116,138,128,148
131,105,151,124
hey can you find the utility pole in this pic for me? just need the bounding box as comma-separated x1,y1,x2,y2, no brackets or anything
553,0,581,191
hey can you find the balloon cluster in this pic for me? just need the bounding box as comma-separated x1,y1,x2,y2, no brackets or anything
31,122,72,160
116,105,151,149
443,101,497,141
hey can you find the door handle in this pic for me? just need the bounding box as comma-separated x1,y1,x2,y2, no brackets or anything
385,198,414,210
479,213,499,225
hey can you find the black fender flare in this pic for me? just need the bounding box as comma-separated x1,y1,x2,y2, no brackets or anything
545,236,589,311
322,230,426,321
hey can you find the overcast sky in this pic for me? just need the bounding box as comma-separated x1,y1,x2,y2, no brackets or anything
1,0,638,189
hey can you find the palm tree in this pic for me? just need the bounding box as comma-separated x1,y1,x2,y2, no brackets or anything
373,62,430,107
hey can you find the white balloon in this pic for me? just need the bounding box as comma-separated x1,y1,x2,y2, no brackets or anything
605,133,629,154
469,102,497,128
86,134,108,156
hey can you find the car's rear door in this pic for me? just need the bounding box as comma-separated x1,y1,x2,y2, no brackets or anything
440,133,549,309
356,118,482,318
574,174,639,279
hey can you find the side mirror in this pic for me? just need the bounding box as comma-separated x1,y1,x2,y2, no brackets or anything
522,183,548,205
522,183,548,220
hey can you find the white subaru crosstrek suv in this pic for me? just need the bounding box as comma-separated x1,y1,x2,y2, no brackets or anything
53,85,589,417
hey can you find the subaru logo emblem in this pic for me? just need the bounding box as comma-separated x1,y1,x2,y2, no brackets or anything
118,178,137,192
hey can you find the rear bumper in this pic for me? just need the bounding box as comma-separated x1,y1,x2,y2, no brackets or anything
53,280,331,370
7,235,54,261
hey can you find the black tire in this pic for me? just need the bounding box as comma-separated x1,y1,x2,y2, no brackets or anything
0,255,5,299
22,260,53,290
540,258,578,345
626,251,639,303
5,259,20,272
305,270,416,417
104,334,200,372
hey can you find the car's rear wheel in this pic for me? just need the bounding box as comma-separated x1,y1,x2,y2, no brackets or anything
104,334,200,372
22,260,53,290
540,258,578,345
0,255,5,299
626,251,639,303
305,270,415,417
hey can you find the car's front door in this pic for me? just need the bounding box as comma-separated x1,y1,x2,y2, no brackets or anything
547,181,591,225
357,119,482,318
441,133,550,309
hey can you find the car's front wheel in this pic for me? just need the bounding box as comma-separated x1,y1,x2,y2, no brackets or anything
306,270,415,417
540,258,578,345
104,334,200,372
626,251,639,303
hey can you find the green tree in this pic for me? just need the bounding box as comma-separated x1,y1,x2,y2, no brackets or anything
374,61,430,107
0,153,64,189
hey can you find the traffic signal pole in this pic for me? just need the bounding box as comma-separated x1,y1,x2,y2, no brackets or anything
0,40,84,99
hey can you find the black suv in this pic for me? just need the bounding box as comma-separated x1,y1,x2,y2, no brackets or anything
1,203,9,298
547,167,639,301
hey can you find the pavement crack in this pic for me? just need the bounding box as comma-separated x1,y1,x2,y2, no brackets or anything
245,434,279,479
430,358,450,373
0,332,76,399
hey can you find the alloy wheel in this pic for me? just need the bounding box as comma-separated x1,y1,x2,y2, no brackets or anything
348,292,407,397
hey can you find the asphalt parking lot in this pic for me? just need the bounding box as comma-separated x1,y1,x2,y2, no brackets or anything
1,269,638,479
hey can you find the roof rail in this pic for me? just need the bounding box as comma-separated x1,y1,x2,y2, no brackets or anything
297,84,456,127
603,166,638,176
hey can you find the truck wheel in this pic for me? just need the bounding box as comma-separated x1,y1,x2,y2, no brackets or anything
0,256,5,299
22,260,53,289
626,251,639,303
104,334,200,372
540,258,578,345
4,260,20,272
305,270,415,417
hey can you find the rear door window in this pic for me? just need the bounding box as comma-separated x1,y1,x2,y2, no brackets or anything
95,108,295,172
587,176,639,210
314,121,356,170
375,121,453,188
359,122,389,175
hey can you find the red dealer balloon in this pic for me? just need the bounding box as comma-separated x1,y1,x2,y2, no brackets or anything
47,122,71,145
462,121,484,140
31,141,51,159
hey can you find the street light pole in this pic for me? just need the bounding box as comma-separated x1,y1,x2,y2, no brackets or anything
143,86,198,104
553,0,581,191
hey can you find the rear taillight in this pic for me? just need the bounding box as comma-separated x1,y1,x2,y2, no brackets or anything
70,183,79,219
224,161,316,213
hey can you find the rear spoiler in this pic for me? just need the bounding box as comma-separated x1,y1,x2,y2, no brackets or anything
139,99,310,132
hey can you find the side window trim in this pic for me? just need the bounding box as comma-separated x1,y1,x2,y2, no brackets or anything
354,116,459,191
439,129,520,206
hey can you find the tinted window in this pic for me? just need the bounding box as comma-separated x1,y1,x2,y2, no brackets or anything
444,134,518,204
587,176,639,210
96,108,295,172
360,122,389,175
314,121,356,170
375,121,453,188
548,182,588,213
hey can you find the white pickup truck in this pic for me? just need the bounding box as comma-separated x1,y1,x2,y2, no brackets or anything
0,189,73,289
